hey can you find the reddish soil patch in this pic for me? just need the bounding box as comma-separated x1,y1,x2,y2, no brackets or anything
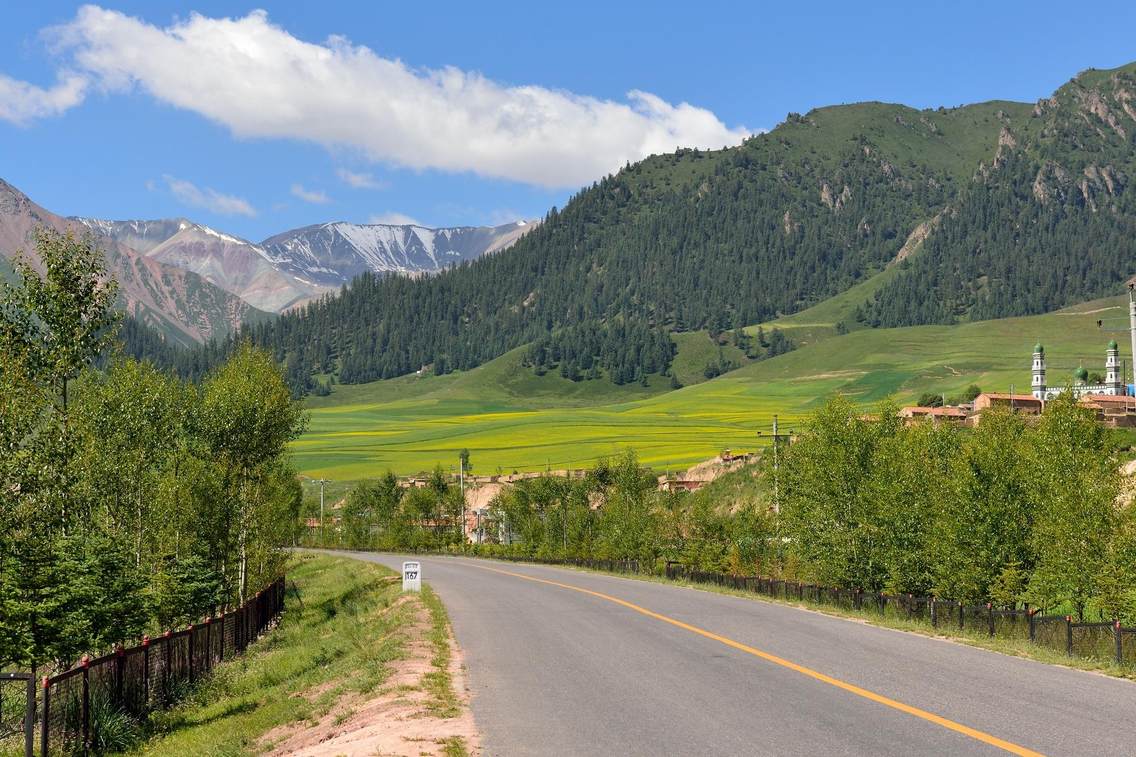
261,596,480,756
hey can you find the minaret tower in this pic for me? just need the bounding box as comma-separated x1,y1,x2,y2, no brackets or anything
1105,339,1122,395
1031,343,1046,400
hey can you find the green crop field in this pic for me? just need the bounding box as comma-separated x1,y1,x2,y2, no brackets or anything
292,294,1130,481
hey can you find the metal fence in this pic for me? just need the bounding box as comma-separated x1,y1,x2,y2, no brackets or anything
1,672,35,757
662,563,1136,667
1,575,285,757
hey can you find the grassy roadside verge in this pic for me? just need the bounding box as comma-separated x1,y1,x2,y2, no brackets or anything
432,553,1136,682
128,554,410,755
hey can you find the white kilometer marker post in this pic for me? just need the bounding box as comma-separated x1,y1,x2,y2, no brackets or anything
402,561,422,592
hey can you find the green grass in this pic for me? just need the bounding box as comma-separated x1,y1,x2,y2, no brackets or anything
294,295,1130,480
420,585,461,719
308,345,670,414
670,331,752,387
130,554,408,756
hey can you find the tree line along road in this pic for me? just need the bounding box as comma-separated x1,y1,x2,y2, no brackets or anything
328,552,1136,756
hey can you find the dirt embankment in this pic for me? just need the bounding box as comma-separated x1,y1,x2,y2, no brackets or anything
261,590,480,756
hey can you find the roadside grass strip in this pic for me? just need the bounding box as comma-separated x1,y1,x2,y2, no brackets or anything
129,555,408,755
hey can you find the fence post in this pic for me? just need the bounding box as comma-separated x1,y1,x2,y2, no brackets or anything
40,677,49,757
1115,620,1122,665
205,617,212,672
219,615,225,661
1065,616,1073,656
187,624,195,683
115,643,125,708
987,603,995,637
1028,610,1036,642
164,630,172,703
930,598,937,628
142,635,150,709
81,654,90,757
23,674,33,757
958,603,964,630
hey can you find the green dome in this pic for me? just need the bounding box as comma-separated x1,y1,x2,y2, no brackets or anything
1109,339,1118,350
1034,343,1044,354
1075,365,1089,382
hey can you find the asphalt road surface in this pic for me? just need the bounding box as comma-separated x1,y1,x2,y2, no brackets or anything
327,552,1136,756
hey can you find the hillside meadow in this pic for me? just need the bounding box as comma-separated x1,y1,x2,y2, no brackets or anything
292,296,1130,480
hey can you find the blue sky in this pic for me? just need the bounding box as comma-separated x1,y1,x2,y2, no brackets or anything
1,1,1135,242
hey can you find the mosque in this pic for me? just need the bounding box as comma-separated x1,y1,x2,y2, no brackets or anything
1030,340,1130,400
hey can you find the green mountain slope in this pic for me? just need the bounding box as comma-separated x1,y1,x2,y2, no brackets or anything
869,62,1136,326
233,94,1025,390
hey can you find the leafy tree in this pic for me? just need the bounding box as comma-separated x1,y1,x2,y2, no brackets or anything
1023,395,1119,618
867,421,958,594
0,230,120,668
196,344,307,603
780,396,901,589
932,410,1034,602
72,360,184,564
0,229,119,416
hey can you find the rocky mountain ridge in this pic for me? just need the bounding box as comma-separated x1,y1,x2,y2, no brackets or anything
3,177,534,342
261,220,536,288
0,179,263,346
74,214,537,311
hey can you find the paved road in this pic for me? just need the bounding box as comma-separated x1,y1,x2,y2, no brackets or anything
329,552,1136,756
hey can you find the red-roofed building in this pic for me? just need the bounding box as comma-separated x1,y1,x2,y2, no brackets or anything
898,406,968,425
973,393,1044,415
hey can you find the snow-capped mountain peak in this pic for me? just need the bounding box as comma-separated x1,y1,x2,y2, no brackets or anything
260,219,536,288
68,213,536,311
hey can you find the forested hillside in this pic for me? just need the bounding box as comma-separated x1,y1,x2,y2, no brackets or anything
195,99,1015,390
867,63,1136,326
154,62,1136,393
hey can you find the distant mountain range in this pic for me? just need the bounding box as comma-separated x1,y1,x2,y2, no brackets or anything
0,179,261,346
0,176,534,343
261,221,535,288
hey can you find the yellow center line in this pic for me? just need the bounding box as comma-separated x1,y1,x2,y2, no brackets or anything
465,561,1044,757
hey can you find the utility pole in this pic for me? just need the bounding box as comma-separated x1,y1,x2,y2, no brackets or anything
758,415,793,513
316,478,329,543
1128,284,1136,386
772,414,779,510
460,456,466,542
1096,284,1136,388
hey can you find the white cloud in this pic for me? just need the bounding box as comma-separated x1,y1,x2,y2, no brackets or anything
290,183,331,204
337,168,387,190
163,174,256,217
368,212,421,226
0,72,86,124
28,6,749,188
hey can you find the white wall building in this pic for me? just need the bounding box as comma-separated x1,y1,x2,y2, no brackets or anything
1030,341,1127,400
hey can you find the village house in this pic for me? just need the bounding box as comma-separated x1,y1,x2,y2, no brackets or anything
1077,394,1136,427
972,392,1044,415
898,406,968,425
